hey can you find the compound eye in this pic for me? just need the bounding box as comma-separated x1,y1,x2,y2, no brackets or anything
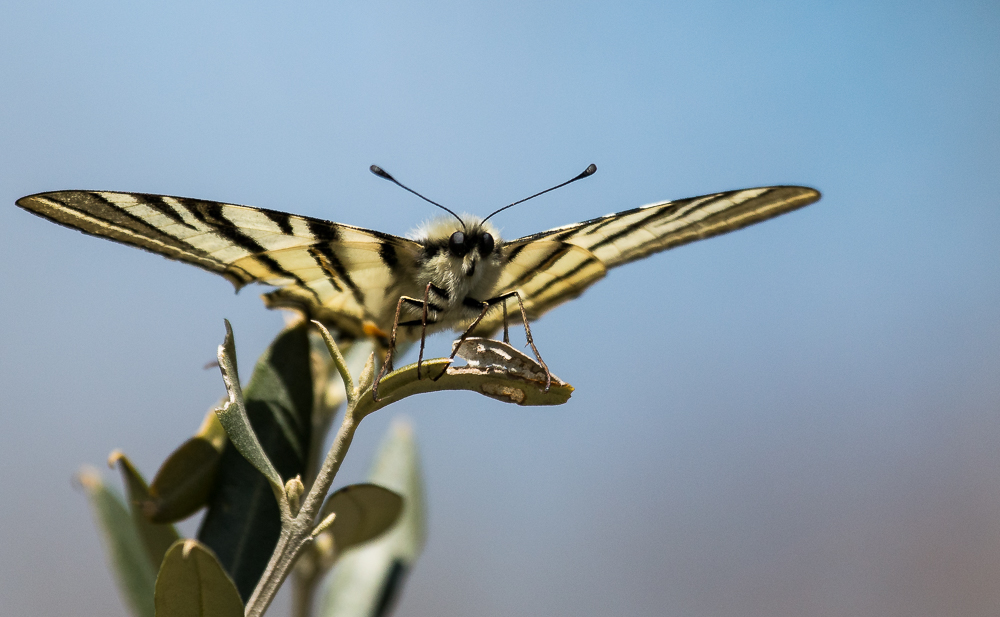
449,231,468,256
479,232,494,255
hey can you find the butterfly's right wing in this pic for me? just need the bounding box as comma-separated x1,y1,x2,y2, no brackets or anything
512,186,820,269
479,241,608,331
476,186,819,332
15,190,423,338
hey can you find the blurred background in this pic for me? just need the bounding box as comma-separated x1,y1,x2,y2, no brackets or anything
2,1,999,615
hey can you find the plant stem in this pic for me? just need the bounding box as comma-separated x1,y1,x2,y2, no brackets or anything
244,406,361,617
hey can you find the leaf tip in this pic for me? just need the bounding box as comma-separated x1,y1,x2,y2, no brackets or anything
182,539,199,559
390,418,414,438
358,352,376,392
76,465,102,491
106,449,125,469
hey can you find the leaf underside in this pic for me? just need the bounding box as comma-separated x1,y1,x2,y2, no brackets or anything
79,469,157,617
320,421,426,617
154,540,243,617
197,323,314,602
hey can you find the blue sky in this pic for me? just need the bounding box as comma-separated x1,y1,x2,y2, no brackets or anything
1,2,999,615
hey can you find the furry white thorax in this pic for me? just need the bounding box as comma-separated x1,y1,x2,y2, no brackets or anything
407,215,506,330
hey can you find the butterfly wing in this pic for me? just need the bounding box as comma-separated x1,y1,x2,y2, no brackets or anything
484,241,608,322
478,186,820,331
15,190,423,338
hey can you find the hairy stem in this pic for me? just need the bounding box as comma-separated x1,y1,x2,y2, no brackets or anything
244,407,361,617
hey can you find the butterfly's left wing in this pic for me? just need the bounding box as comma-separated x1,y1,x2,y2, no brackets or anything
15,190,423,338
477,185,819,332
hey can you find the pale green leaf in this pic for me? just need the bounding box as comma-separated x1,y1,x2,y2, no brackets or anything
311,321,356,405
154,540,243,617
319,483,403,553
213,319,284,496
318,420,426,617
199,321,315,602
145,435,223,523
139,408,227,523
108,451,181,571
354,349,573,419
79,467,156,617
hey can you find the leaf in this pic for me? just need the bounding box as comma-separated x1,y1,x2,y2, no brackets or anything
318,420,426,617
355,348,573,419
320,483,403,553
78,467,156,617
154,540,243,617
198,321,314,602
145,435,225,523
108,451,181,572
453,337,560,382
213,320,284,495
142,408,227,523
311,321,356,405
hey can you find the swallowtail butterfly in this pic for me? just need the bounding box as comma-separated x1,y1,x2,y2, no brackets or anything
17,165,819,395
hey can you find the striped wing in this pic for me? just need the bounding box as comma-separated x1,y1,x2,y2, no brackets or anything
480,186,819,331
15,190,422,337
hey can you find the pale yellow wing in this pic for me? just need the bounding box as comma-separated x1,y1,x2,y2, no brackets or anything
481,186,819,331
474,241,606,333
16,190,422,337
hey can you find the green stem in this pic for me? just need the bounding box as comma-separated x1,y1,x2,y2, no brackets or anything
244,407,361,617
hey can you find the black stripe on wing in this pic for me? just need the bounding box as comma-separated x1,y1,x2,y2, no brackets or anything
507,186,820,269
479,185,819,331
16,190,258,287
474,240,607,334
312,243,365,306
15,191,422,312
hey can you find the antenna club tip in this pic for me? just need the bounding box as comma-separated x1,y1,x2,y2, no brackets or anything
570,163,597,182
369,165,393,181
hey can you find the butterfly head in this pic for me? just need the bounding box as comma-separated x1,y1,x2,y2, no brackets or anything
373,162,595,290
445,222,495,260
415,216,502,279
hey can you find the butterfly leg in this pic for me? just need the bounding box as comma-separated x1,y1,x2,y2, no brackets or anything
461,291,550,391
417,283,432,379
504,290,551,391
437,292,550,391
374,295,429,402
434,300,492,380
502,300,510,344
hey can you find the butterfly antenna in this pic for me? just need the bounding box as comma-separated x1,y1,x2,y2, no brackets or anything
482,164,597,223
370,165,466,231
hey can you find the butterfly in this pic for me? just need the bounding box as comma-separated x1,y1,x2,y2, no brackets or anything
16,164,819,396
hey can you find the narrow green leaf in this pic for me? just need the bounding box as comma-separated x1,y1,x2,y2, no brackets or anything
311,321,356,405
108,452,181,572
364,421,426,562
312,333,380,421
318,420,426,617
78,467,156,617
194,404,229,451
356,352,376,395
129,405,226,524
154,540,243,617
145,435,224,523
319,483,403,553
213,319,285,495
354,346,573,419
199,321,314,602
